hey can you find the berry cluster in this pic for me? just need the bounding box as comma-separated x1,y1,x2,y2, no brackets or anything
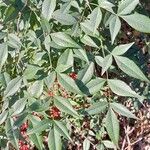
46,72,77,120
47,90,54,97
50,106,61,119
19,140,29,150
19,122,29,150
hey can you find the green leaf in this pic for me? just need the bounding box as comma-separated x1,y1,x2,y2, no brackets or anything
96,144,105,150
49,40,64,49
27,30,41,49
29,121,43,150
57,73,82,95
53,10,76,25
42,0,56,21
83,138,90,150
114,56,149,82
122,13,150,33
105,108,119,146
88,7,102,34
13,112,28,127
109,16,121,44
0,43,8,71
41,18,51,34
29,100,50,112
28,115,41,126
44,35,51,51
44,71,56,89
118,0,139,15
54,120,71,140
48,126,62,150
98,0,115,13
54,96,79,117
4,77,22,98
60,1,72,13
81,35,99,48
108,79,140,98
4,5,18,23
86,101,108,115
27,119,51,135
0,110,8,125
5,118,19,149
29,133,43,150
86,78,106,95
73,49,89,63
112,43,134,56
80,20,99,36
0,32,7,40
101,54,112,75
32,51,46,65
110,102,137,119
71,1,81,12
0,72,11,88
78,62,94,84
95,55,104,67
28,80,43,98
7,33,22,49
51,32,80,48
23,64,41,80
12,98,26,116
80,7,102,35
102,140,117,149
71,22,81,37
56,49,73,72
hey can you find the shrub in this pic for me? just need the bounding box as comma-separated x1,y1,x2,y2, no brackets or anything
0,0,150,149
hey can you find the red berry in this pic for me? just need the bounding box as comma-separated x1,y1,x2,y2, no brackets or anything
19,140,29,150
21,131,28,139
48,91,54,97
20,122,29,139
61,91,69,98
69,72,77,80
19,144,29,150
20,122,28,131
50,106,61,119
19,140,24,146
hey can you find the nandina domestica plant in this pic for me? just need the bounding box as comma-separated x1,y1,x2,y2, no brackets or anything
0,0,150,149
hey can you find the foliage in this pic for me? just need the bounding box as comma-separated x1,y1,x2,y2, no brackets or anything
0,0,150,149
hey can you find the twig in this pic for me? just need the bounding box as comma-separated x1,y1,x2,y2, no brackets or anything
121,137,127,150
